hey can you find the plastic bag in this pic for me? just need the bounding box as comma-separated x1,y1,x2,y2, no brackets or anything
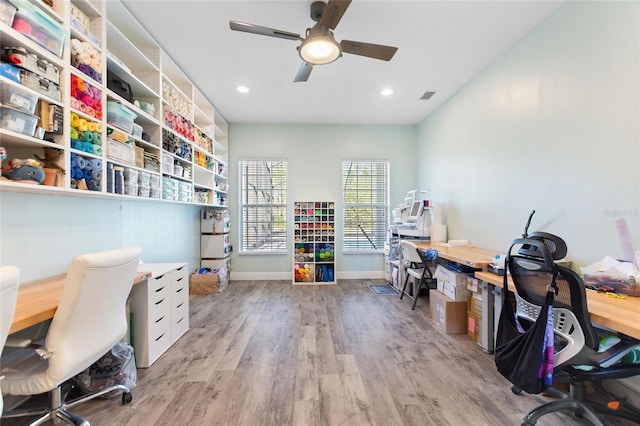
580,255,640,296
75,341,137,397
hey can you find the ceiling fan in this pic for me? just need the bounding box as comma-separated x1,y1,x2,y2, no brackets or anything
229,0,398,82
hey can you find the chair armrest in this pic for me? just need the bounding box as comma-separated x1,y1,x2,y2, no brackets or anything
4,337,52,360
5,337,31,348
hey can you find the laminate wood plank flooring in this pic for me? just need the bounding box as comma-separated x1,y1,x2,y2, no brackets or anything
5,279,638,425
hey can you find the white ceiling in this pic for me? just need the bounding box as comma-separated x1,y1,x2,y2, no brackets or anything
120,0,564,126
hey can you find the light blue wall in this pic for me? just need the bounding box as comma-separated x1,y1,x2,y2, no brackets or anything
0,192,201,282
227,123,417,280
416,0,639,269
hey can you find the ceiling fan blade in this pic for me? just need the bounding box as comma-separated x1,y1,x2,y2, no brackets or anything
319,0,352,30
294,62,314,82
229,21,302,41
340,40,398,61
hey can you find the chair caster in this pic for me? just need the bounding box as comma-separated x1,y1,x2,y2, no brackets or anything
122,391,133,405
511,384,522,395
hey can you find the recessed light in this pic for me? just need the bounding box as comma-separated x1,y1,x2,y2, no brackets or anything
380,89,393,96
237,86,250,94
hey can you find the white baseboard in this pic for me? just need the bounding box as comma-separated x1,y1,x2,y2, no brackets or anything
230,270,385,281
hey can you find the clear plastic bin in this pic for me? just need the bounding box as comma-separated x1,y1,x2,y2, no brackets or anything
0,104,38,136
0,81,38,113
107,101,137,134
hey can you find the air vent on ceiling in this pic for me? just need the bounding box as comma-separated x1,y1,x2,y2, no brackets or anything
420,91,436,100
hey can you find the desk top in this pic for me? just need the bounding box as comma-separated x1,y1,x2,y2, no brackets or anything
10,270,151,335
475,271,640,341
413,241,497,269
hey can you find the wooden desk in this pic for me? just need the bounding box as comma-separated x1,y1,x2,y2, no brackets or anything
475,271,640,340
10,271,151,335
414,241,497,269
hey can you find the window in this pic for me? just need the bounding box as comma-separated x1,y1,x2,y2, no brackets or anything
342,161,389,252
240,160,287,253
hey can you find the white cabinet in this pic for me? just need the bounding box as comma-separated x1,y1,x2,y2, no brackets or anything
131,263,189,368
0,0,229,206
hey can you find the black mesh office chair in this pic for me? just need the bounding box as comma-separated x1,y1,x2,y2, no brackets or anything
501,232,640,426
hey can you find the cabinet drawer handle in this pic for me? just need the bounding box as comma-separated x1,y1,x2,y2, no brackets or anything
155,298,165,306
155,332,165,342
176,287,183,293
176,317,184,324
176,277,184,282
155,315,165,323
155,273,166,280
177,302,183,309
155,286,165,293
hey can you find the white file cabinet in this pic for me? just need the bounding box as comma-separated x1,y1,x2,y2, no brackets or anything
201,234,231,258
131,263,189,368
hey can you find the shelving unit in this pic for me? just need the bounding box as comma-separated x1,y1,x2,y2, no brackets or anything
200,209,231,273
0,0,228,208
293,201,336,284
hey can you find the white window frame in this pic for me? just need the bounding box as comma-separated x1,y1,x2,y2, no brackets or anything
239,159,288,254
342,160,390,253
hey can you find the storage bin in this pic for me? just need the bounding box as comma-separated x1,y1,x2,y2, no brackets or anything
161,155,173,174
138,101,155,116
123,168,138,182
106,139,135,165
132,123,143,139
138,170,150,186
20,69,60,101
149,187,160,198
107,101,136,134
0,104,38,136
124,182,138,196
0,62,21,83
3,47,61,84
0,81,38,113
0,0,17,26
138,185,150,197
149,173,160,188
10,0,65,57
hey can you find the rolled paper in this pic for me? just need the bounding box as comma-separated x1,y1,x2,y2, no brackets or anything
76,156,86,169
72,167,83,179
93,99,102,111
95,110,102,120
70,113,80,128
431,224,447,243
82,131,93,143
70,139,80,150
92,132,101,145
94,72,102,84
70,127,79,140
93,145,102,156
70,38,82,55
79,102,87,113
70,178,77,189
83,169,92,180
94,123,103,133
85,106,95,118
87,122,96,132
92,170,102,181
80,93,93,107
83,142,93,153
70,96,79,108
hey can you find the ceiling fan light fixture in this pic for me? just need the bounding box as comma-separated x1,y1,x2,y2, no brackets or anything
298,33,341,65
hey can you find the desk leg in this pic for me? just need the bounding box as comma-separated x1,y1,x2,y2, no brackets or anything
480,281,494,353
492,285,503,348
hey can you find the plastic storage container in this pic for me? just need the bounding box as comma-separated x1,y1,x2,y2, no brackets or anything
124,182,138,196
107,101,137,134
123,168,138,183
10,0,65,57
0,0,17,26
0,81,38,113
0,104,38,136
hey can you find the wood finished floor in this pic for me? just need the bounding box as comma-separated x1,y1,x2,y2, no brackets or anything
8,280,637,425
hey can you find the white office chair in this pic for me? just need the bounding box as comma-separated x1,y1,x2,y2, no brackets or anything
1,246,141,426
0,266,20,416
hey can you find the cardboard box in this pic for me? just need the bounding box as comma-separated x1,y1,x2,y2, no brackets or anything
467,295,483,344
443,281,471,301
190,268,227,295
429,289,468,334
433,264,470,287
135,145,144,168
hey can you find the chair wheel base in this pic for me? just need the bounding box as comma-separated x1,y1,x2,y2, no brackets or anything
122,392,133,405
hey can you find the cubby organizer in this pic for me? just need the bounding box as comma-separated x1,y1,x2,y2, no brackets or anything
293,201,336,284
0,0,229,208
